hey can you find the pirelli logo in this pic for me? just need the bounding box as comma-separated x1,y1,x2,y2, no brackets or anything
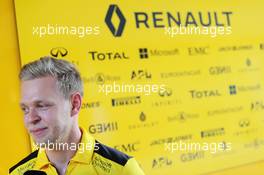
111,96,141,107
201,128,225,138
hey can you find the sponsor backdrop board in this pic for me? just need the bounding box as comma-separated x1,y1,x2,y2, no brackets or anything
14,0,264,174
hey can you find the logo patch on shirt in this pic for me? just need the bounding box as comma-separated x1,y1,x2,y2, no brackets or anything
92,156,112,173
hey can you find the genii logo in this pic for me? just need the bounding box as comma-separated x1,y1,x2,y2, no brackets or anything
105,4,126,37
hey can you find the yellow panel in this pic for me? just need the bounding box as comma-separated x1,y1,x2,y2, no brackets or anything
11,0,264,174
0,0,31,174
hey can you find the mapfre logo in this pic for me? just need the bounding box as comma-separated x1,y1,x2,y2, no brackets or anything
105,4,126,37
50,47,68,58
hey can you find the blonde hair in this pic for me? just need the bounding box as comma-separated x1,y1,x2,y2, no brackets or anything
19,56,83,99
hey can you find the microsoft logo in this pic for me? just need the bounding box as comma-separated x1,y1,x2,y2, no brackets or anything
229,85,237,95
139,48,148,59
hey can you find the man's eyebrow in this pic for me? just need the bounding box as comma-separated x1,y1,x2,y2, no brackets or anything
34,100,46,104
19,100,47,106
19,103,26,107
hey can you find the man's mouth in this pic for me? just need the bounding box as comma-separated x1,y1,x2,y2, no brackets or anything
30,127,48,137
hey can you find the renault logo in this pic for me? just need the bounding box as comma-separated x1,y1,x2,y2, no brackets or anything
105,4,126,37
50,47,68,57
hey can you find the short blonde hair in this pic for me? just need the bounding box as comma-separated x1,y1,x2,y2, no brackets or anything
19,56,83,99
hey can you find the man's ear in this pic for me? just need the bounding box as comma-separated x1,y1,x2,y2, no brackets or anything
70,92,82,117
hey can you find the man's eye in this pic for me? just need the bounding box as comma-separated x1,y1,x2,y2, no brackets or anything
21,107,29,114
37,104,50,109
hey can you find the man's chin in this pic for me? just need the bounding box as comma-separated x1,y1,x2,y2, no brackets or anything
33,137,49,147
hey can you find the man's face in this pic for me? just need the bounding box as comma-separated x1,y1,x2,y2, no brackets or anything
20,76,72,145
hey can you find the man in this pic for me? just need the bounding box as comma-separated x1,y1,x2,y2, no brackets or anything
9,56,145,175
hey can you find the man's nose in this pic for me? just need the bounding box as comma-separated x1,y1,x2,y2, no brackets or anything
28,108,41,124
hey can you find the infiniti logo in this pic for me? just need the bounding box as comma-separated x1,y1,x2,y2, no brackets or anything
50,47,68,58
159,88,172,97
239,120,250,127
105,4,126,37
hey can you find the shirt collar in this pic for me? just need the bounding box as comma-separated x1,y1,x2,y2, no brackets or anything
34,127,95,169
70,127,95,164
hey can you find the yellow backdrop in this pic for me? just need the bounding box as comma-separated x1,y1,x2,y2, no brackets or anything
2,0,264,174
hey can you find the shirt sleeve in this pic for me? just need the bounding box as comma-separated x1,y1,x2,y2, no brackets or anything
122,157,145,175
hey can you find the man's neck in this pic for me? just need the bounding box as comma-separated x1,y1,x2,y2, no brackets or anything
45,127,82,174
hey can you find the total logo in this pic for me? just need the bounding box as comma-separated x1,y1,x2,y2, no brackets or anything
189,89,221,99
88,51,129,61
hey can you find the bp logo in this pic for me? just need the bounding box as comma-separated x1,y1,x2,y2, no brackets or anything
105,4,126,37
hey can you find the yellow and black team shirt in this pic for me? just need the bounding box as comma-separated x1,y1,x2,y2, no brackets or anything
9,128,145,175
